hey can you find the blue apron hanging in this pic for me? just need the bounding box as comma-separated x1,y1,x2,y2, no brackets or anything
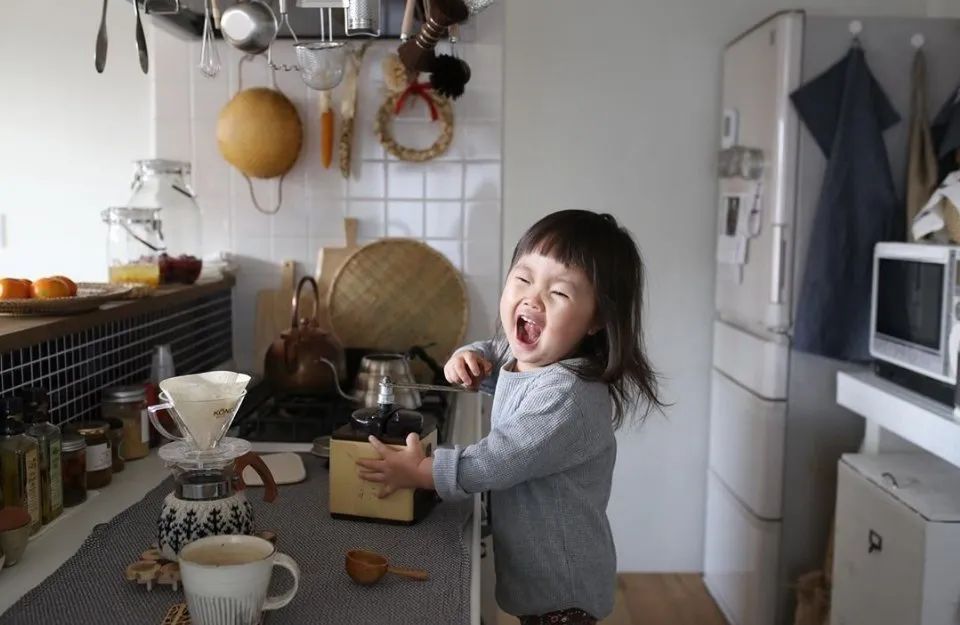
790,47,900,362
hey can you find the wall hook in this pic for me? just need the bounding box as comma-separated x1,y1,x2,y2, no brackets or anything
848,20,863,37
912,33,926,49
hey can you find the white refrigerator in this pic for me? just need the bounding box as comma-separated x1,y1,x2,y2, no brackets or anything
704,12,960,625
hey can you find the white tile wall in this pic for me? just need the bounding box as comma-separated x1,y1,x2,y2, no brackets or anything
152,8,505,369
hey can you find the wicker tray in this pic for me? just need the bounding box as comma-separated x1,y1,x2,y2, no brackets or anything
0,283,132,316
327,239,468,372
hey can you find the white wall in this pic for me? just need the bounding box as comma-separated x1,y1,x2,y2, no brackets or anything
503,0,928,572
0,1,152,281
152,6,505,371
928,0,960,16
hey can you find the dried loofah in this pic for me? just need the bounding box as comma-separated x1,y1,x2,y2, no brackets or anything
383,53,413,94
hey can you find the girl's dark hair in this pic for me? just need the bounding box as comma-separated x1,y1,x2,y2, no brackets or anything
502,210,665,427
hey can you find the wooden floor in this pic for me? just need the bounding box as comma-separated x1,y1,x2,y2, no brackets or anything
495,574,729,625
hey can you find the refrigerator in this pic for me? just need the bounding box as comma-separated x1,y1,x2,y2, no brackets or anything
704,12,960,625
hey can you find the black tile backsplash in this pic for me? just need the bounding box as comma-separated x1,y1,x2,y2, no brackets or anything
0,291,232,426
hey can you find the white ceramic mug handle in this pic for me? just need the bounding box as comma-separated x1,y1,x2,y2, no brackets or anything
147,403,186,442
263,553,300,611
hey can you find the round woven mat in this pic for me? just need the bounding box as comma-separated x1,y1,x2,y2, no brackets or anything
327,239,468,373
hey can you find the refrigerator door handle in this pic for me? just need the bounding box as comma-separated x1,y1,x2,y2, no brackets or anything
770,224,786,305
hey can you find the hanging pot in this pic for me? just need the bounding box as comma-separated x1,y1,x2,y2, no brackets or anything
264,277,346,396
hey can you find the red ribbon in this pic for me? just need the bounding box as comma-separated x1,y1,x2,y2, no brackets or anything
394,82,439,121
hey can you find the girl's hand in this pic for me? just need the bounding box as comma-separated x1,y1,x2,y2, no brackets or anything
444,350,492,389
356,433,433,498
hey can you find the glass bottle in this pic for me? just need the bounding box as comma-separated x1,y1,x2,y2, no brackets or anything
127,159,203,284
1,396,24,423
0,418,42,534
21,388,63,525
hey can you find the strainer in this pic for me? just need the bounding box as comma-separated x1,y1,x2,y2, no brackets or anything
295,41,347,90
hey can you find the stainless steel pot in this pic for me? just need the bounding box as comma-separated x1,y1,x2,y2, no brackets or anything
220,0,278,55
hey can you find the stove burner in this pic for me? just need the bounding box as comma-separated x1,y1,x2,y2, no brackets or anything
230,383,452,444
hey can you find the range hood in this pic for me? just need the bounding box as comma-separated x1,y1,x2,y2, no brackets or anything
138,0,412,40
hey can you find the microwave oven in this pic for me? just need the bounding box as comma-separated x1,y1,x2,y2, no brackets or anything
870,242,960,403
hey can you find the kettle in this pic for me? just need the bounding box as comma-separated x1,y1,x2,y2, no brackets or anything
265,277,346,395
157,451,278,560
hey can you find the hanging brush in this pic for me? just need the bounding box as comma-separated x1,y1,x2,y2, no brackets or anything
430,23,470,99
397,0,468,74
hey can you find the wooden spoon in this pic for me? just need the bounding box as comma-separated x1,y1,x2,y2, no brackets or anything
345,549,428,585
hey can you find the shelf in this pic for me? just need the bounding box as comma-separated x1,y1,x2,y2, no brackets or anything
0,277,234,353
837,370,960,468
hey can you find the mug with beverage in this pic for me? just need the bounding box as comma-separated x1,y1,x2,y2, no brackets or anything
178,534,300,625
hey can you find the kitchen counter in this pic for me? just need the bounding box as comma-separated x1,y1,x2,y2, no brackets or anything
0,453,168,615
0,277,234,353
0,395,483,624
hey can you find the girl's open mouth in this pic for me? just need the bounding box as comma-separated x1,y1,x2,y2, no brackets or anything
516,314,543,347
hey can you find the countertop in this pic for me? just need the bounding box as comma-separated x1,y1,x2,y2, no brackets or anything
0,395,483,624
0,277,234,353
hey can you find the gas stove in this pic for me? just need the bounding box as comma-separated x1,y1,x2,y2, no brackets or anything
229,378,454,445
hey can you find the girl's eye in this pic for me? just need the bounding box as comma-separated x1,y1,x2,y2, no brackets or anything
516,276,530,284
552,291,569,299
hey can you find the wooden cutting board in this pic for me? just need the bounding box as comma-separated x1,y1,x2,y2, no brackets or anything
253,260,296,375
313,218,359,328
326,238,468,379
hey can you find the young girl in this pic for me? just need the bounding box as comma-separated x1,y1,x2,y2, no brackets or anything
356,210,663,624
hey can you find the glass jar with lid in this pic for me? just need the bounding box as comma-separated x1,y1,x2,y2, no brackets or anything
70,421,112,489
61,433,87,507
102,386,150,461
127,159,203,284
101,207,165,287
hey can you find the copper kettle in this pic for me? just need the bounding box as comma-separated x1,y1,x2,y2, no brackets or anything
264,277,346,395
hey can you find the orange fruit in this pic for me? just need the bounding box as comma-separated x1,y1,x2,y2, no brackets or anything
0,278,31,300
31,277,71,299
50,276,78,296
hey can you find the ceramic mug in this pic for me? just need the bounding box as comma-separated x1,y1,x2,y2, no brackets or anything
179,535,300,625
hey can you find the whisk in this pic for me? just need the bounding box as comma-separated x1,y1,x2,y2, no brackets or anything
198,0,221,77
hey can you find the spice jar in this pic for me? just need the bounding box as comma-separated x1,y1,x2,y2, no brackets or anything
61,434,87,507
72,421,112,489
106,418,124,473
0,418,41,534
102,386,150,461
21,388,62,525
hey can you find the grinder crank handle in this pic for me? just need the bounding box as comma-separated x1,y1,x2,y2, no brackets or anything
234,451,279,503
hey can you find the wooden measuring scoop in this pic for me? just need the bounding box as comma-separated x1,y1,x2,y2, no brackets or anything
345,549,429,585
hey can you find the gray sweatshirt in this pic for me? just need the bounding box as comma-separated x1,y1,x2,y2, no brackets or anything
432,340,618,618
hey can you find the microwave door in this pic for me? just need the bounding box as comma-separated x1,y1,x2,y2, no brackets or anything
871,247,957,384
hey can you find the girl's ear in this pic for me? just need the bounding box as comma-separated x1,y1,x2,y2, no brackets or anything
587,317,604,337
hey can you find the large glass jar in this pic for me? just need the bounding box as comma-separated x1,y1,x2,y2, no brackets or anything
127,159,203,284
102,207,165,287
